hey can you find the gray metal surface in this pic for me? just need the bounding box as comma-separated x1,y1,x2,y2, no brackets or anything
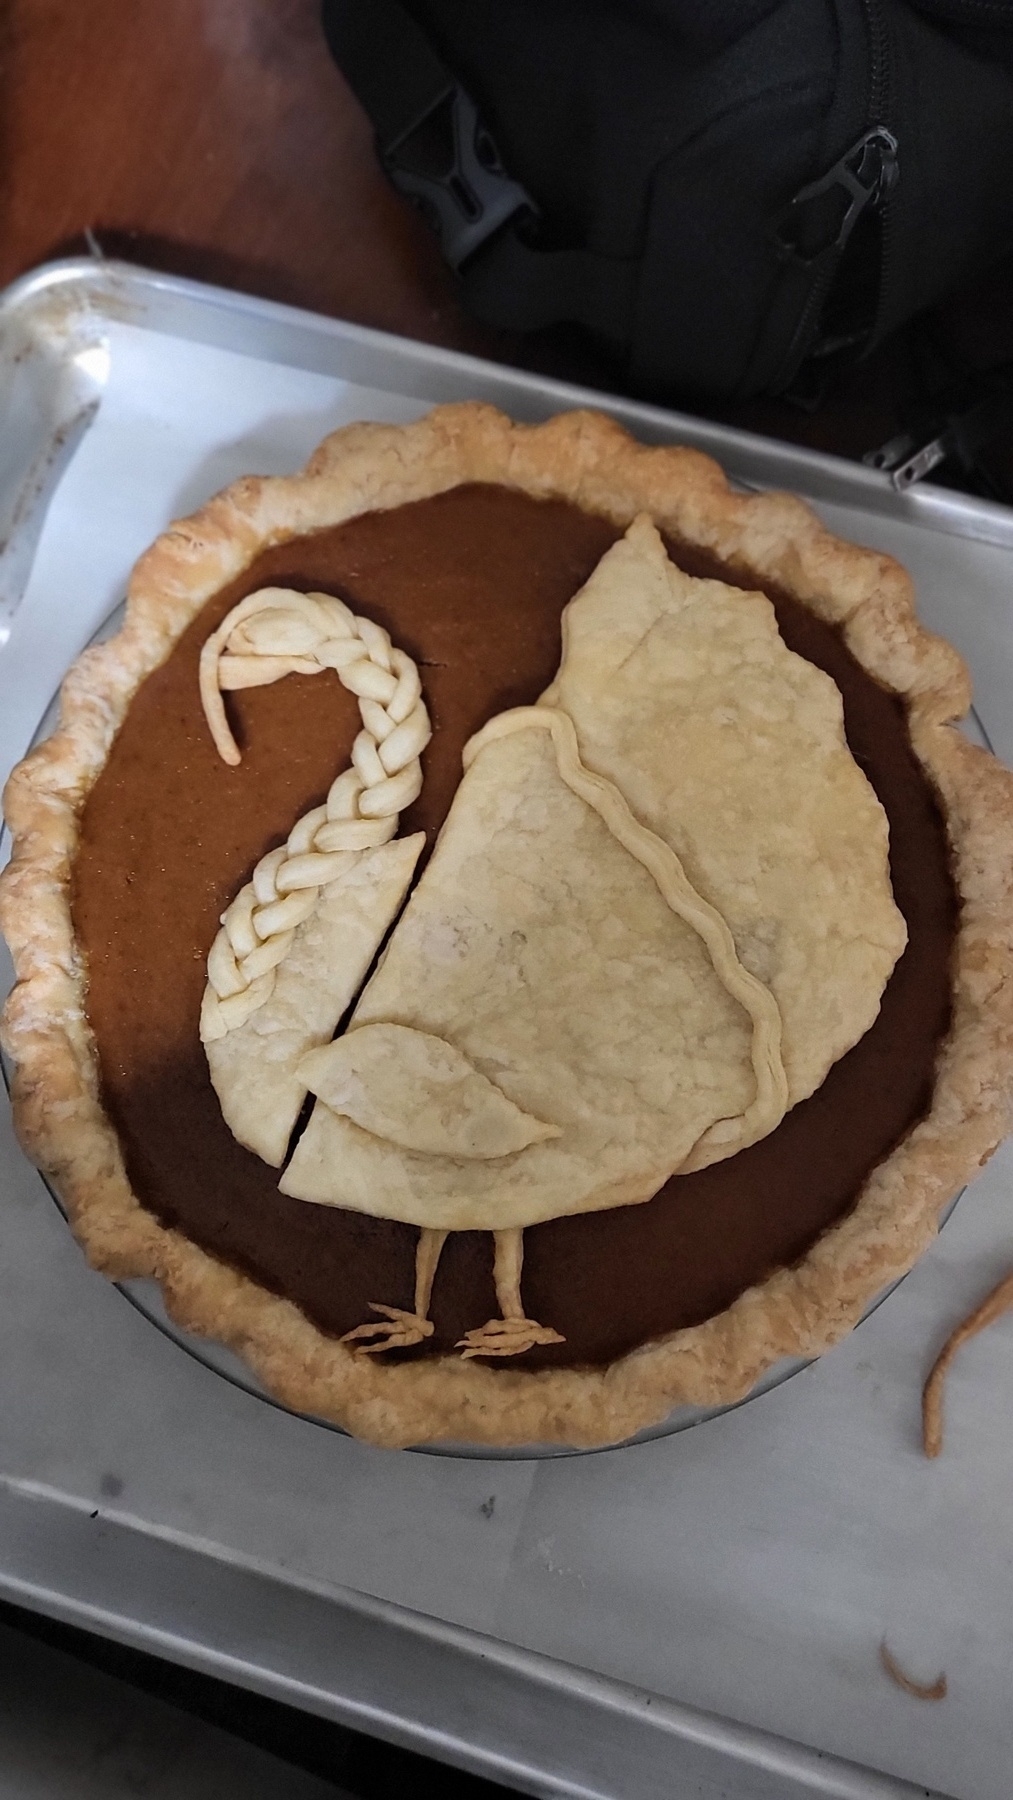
2,256,1011,1798
0,1484,950,1800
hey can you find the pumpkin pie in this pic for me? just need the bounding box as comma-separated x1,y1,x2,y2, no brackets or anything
2,404,1012,1450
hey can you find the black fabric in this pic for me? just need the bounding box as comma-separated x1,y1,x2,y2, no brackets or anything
907,0,1013,67
878,4,1013,340
322,0,452,147
323,0,1013,400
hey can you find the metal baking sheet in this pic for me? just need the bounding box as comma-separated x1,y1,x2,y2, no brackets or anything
2,257,1013,1798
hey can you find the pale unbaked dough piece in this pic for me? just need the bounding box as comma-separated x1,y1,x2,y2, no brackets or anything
283,519,907,1228
206,835,423,1165
300,1023,561,1157
282,727,765,1230
546,515,907,1106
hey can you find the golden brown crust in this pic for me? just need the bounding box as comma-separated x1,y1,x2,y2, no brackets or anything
3,403,1013,1449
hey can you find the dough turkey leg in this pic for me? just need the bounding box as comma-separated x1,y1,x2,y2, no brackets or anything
458,1228,565,1358
342,1227,448,1353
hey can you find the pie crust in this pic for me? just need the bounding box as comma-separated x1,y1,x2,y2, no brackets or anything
3,403,1013,1450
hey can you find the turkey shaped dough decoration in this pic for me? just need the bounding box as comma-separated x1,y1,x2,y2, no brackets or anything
199,516,906,1358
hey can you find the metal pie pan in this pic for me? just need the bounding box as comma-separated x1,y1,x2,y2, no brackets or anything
2,610,983,1461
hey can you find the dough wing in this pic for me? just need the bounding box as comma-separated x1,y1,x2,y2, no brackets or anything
206,835,423,1165
299,1022,561,1158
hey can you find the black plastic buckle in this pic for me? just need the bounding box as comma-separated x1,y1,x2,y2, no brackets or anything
773,126,899,270
864,376,1013,494
380,83,535,270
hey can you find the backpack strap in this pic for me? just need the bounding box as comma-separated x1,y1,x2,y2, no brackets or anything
464,231,637,342
323,0,637,344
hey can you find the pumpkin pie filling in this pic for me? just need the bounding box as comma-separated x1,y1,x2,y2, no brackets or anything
71,483,957,1370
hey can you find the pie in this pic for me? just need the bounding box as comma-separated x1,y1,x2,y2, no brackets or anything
2,403,1012,1451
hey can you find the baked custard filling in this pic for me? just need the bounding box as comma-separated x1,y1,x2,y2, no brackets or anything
71,483,956,1369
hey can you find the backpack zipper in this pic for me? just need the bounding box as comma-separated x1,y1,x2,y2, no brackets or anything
767,0,896,392
863,0,891,119
862,0,898,354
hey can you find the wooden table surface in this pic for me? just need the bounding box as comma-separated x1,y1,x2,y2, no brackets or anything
7,0,1010,474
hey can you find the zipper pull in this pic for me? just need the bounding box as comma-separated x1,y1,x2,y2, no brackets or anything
773,127,899,271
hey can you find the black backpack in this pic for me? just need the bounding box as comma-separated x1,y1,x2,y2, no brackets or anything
323,0,1013,403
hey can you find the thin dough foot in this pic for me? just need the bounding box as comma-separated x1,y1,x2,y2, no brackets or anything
342,1304,435,1354
457,1316,565,1359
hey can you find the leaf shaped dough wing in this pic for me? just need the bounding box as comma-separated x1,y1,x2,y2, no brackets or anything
299,1022,561,1158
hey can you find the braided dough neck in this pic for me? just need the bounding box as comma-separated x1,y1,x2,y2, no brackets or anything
198,587,431,1040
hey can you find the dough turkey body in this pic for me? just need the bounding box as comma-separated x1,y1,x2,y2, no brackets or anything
282,723,776,1229
268,514,904,1232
